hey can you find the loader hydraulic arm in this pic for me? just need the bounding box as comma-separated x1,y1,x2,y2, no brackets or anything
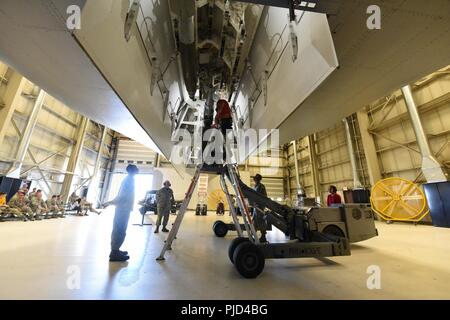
236,177,306,240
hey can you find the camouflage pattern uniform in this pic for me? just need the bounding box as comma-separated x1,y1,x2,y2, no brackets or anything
252,182,268,235
30,196,49,217
0,205,10,218
57,198,66,214
156,187,175,228
8,194,33,219
48,198,64,217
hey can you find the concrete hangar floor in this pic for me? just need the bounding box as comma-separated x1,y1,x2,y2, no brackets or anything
0,209,449,300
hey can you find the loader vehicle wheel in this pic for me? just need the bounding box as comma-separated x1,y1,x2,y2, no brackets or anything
228,237,250,264
213,220,228,237
323,225,345,238
233,242,265,279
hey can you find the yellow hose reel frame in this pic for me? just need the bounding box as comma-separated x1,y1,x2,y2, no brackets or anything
370,177,429,222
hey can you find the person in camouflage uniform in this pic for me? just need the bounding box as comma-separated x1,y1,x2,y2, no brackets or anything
79,197,100,215
56,195,66,215
47,195,64,218
29,190,48,219
28,188,37,200
8,189,33,221
252,174,268,243
46,196,54,214
154,180,175,234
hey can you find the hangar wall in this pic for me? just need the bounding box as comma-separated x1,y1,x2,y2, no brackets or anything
286,66,450,205
0,61,115,203
365,66,450,182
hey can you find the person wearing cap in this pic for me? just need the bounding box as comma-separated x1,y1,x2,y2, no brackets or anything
103,164,139,262
154,180,175,234
252,174,268,243
8,189,33,221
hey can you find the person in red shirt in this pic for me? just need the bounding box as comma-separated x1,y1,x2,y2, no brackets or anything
214,99,233,136
212,99,233,163
327,185,342,207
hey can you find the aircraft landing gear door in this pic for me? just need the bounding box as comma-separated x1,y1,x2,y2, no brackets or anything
232,4,339,134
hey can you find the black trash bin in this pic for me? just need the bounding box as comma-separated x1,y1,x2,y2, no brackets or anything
423,182,450,228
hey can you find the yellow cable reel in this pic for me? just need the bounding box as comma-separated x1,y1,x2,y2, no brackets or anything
370,177,429,222
207,189,228,210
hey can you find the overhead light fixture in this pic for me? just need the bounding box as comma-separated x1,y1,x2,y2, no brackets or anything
297,1,317,9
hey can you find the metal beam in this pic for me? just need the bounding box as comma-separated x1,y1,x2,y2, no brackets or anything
315,142,347,156
12,110,74,145
307,135,321,199
283,145,292,202
9,119,53,196
374,129,450,154
291,140,301,189
3,134,71,159
20,144,72,176
369,130,421,154
343,117,362,189
401,85,448,183
99,135,119,204
60,117,89,202
87,125,108,206
370,92,450,132
0,71,26,147
7,90,46,178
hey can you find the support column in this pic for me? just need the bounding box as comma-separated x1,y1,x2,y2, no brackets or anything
343,117,362,189
87,125,108,205
0,71,27,147
61,116,89,202
155,152,161,168
356,110,382,186
401,85,448,182
291,140,306,206
283,145,291,203
100,135,119,204
307,135,321,200
291,140,301,190
7,90,46,178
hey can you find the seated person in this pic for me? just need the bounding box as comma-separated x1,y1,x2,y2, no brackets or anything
8,189,34,221
47,195,64,218
71,198,84,216
327,185,342,207
216,202,225,216
80,197,100,215
69,192,78,206
56,195,66,215
28,188,37,200
45,197,52,211
30,190,48,219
